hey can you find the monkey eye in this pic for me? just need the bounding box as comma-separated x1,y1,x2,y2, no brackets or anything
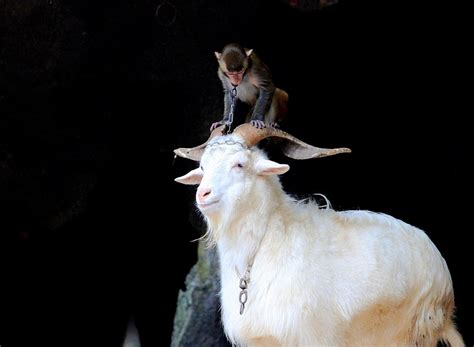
226,69,245,76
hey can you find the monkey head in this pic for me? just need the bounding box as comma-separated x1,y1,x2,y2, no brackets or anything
215,43,253,86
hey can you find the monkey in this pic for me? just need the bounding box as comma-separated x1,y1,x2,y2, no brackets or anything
211,43,288,132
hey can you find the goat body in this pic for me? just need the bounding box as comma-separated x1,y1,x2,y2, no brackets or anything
175,135,463,347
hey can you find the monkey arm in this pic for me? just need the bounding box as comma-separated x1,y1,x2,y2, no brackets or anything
217,69,233,122
251,81,275,122
222,88,232,122
210,88,232,132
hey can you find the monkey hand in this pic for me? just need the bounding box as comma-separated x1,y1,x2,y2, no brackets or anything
250,120,266,129
269,122,280,129
210,121,225,132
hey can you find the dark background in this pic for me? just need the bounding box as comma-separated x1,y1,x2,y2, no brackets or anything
0,0,471,346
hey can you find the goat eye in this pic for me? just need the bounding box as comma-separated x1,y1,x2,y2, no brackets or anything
200,165,204,171
235,163,244,169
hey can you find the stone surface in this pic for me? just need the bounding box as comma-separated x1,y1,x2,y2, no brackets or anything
172,244,231,347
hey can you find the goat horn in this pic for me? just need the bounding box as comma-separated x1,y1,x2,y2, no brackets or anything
174,123,351,161
173,125,226,161
233,123,351,160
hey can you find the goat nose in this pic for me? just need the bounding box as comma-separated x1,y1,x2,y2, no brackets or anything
197,187,211,203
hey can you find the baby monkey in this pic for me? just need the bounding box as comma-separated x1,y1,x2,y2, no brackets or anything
211,43,288,131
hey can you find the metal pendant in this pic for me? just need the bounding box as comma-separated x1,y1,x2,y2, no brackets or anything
239,278,248,315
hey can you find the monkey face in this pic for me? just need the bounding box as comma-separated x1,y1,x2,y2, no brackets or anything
215,45,249,86
225,70,245,86
218,58,246,86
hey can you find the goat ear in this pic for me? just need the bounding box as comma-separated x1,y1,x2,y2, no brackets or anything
175,168,203,185
255,159,290,176
214,51,221,60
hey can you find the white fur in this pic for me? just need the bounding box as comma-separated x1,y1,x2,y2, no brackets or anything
175,135,464,347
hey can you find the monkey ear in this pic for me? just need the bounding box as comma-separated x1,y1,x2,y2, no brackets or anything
214,51,222,60
245,49,253,57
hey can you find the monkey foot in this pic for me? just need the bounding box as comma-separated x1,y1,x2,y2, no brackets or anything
250,120,266,129
269,122,280,129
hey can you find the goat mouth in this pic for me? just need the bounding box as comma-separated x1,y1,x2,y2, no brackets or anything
197,200,220,211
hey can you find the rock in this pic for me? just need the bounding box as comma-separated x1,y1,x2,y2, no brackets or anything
172,244,231,347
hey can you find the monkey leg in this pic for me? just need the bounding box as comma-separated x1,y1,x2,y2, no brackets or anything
265,88,288,127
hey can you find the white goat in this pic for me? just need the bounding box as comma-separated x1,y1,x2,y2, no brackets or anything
175,125,463,347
